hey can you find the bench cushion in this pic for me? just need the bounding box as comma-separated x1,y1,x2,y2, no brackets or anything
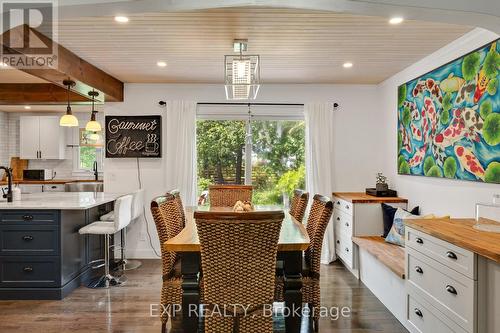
352,236,405,279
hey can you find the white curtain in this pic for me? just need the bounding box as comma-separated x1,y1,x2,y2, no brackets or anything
305,102,336,264
165,101,197,206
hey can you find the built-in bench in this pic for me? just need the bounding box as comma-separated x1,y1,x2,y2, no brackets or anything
352,236,409,330
352,236,405,279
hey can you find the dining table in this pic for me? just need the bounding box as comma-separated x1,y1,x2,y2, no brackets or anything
163,205,310,333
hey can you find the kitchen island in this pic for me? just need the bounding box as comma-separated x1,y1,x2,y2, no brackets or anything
0,192,121,300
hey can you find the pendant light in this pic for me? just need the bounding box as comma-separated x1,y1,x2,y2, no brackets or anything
60,79,79,127
85,90,101,132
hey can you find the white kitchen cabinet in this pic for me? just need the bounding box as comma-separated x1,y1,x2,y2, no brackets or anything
20,116,65,160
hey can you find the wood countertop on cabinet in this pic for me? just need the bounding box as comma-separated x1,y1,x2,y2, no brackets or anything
0,179,103,185
332,192,408,204
405,218,500,263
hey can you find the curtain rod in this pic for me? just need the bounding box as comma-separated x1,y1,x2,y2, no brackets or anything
197,102,304,106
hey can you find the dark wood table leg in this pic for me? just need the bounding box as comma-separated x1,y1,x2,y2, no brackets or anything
181,252,200,333
283,250,303,333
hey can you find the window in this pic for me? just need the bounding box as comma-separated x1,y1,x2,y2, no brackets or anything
196,104,305,206
73,128,104,174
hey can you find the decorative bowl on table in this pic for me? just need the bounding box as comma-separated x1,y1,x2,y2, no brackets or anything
233,200,254,212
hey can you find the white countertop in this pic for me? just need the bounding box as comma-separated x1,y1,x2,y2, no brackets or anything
0,192,122,210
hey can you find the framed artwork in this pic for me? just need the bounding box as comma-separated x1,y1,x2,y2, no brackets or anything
397,39,499,184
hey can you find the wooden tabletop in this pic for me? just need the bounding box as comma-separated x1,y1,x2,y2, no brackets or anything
332,192,408,204
405,218,500,263
164,206,310,252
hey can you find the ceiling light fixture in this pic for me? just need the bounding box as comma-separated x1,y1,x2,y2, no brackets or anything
343,62,353,68
224,39,260,100
59,79,79,127
157,61,167,67
85,90,101,132
389,17,404,25
114,16,129,23
24,106,31,110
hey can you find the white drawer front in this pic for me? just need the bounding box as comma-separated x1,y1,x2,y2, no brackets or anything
333,197,353,215
335,232,353,268
406,227,475,279
407,293,468,333
407,248,475,332
333,208,353,236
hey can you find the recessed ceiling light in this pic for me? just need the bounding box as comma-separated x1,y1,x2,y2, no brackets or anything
24,106,31,110
343,62,353,68
157,61,167,68
114,16,129,23
389,17,404,25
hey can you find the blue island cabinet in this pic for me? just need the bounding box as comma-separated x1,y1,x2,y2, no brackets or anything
0,203,113,299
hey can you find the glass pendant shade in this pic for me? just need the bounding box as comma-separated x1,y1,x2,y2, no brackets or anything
60,108,79,127
60,79,78,127
85,112,101,132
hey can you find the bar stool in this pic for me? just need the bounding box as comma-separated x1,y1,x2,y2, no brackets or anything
100,189,145,270
79,194,133,288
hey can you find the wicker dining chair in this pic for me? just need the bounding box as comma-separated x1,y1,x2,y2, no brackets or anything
151,195,184,333
289,189,309,223
167,189,186,229
195,210,284,333
208,185,253,207
275,194,333,332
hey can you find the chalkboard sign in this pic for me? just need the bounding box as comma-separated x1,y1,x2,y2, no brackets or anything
105,115,162,158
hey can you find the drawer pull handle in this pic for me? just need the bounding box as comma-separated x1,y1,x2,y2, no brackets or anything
22,215,34,221
336,240,340,244
415,237,424,244
415,266,423,274
23,266,33,273
446,251,457,260
337,217,340,221
414,308,423,318
345,222,349,227
345,205,350,210
345,247,349,252
446,285,457,295
336,201,340,205
22,235,34,241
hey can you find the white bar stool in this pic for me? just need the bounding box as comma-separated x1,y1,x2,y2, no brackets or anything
100,189,145,270
79,194,133,288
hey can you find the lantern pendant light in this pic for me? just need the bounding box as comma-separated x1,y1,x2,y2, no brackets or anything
59,79,79,127
85,90,101,132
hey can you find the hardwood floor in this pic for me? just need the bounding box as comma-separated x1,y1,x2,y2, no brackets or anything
0,260,407,333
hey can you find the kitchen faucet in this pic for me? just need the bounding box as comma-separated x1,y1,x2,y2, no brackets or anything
93,161,99,181
0,166,12,202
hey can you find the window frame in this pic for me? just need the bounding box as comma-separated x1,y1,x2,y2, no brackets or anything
71,127,104,177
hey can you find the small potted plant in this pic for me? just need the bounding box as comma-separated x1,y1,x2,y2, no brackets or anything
376,173,388,192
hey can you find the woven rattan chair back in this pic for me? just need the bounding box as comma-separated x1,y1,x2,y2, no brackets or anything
151,195,182,277
304,194,334,275
195,210,284,332
208,185,253,207
289,189,309,223
167,189,186,229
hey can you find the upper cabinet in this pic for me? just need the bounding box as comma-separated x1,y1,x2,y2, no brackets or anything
20,116,65,160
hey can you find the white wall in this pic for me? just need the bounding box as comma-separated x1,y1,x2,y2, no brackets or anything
104,83,384,258
378,28,500,217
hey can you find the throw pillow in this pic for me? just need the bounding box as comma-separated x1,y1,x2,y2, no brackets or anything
381,203,419,238
385,208,418,247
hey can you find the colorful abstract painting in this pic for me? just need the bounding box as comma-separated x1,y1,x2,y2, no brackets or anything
397,39,500,184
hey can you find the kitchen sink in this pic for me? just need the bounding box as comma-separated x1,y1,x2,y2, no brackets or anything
65,182,104,192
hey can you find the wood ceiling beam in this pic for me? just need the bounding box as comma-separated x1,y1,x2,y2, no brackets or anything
1,24,123,102
0,83,92,105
